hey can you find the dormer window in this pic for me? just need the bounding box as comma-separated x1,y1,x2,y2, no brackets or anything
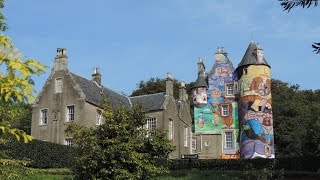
55,78,63,93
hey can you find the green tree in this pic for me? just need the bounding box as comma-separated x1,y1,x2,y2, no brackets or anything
131,77,195,99
66,100,174,180
0,1,47,179
272,79,320,157
279,0,320,53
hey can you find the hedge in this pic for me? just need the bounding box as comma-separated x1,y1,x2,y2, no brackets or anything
168,156,320,172
1,138,76,168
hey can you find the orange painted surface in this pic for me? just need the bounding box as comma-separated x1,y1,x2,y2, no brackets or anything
221,153,240,159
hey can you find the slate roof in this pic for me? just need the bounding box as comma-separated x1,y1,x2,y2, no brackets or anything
70,73,131,107
238,41,270,68
129,93,166,111
192,75,207,89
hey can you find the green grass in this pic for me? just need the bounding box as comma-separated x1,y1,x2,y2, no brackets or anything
154,169,242,180
23,168,73,180
24,174,72,180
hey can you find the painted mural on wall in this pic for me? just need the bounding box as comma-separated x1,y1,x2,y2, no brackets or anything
192,51,240,157
238,65,275,159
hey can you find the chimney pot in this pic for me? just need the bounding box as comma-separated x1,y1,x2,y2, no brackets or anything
92,67,102,85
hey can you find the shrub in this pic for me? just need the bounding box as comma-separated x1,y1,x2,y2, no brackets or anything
1,138,76,168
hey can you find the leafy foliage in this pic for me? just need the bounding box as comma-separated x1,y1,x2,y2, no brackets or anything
312,42,320,53
1,138,76,168
131,77,194,99
279,0,320,54
272,79,320,157
167,157,320,172
0,35,47,102
66,100,174,180
279,0,318,12
0,1,47,178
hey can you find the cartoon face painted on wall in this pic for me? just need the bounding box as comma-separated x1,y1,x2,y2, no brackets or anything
256,49,264,63
192,87,208,107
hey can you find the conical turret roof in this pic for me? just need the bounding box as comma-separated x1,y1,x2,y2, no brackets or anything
192,74,207,89
238,41,270,68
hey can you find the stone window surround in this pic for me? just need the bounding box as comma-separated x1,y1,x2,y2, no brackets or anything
39,108,48,126
66,105,75,122
55,77,63,94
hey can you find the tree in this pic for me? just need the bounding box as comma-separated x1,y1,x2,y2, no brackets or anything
272,79,320,157
0,1,47,178
279,0,320,53
65,100,174,180
131,77,194,98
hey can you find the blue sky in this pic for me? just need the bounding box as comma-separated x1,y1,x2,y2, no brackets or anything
3,0,320,95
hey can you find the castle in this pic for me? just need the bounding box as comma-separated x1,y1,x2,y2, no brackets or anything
31,41,274,159
191,41,275,159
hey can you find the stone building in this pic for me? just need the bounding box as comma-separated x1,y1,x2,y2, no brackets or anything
31,48,192,159
191,41,274,159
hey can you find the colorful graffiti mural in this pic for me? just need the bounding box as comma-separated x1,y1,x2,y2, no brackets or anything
192,50,240,158
238,56,275,159
192,42,273,159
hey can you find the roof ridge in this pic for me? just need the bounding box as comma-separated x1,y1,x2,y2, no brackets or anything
70,72,129,99
130,92,165,98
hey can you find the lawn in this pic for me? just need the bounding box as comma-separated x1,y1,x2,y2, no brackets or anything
23,168,320,180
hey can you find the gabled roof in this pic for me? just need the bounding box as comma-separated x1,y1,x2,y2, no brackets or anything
70,73,131,107
129,92,166,111
238,41,270,68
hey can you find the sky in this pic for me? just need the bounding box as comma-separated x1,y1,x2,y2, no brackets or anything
3,0,320,96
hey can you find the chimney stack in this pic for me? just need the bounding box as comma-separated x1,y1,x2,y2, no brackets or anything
54,48,68,72
197,58,205,77
166,72,173,96
179,81,187,102
92,67,101,85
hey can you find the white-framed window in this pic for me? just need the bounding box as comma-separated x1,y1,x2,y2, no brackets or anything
40,108,48,125
226,84,234,96
146,117,156,132
204,140,210,147
96,109,102,125
55,78,63,93
168,118,173,140
64,137,73,146
192,138,197,150
184,126,188,147
221,104,229,116
66,105,75,122
225,131,233,149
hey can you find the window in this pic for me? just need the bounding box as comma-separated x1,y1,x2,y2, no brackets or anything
243,68,248,75
96,110,102,125
66,105,75,121
192,138,197,150
226,84,234,96
146,117,156,132
221,104,229,116
168,118,173,140
55,78,63,93
65,138,73,146
204,140,210,147
225,132,233,149
184,126,188,147
40,108,48,125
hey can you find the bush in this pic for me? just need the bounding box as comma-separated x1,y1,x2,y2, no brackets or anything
167,156,320,172
1,138,76,168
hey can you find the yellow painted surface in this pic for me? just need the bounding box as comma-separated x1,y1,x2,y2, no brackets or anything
242,65,270,79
